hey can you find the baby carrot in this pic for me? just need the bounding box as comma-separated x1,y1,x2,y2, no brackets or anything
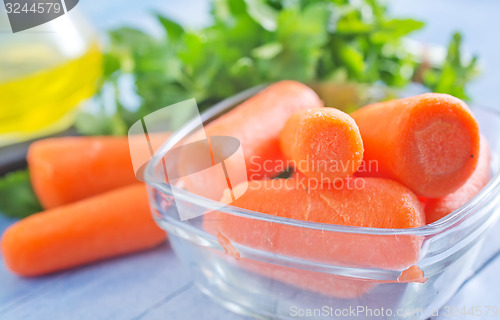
180,81,323,200
1,183,166,277
204,178,424,297
425,136,491,223
350,93,480,198
280,108,363,180
205,178,424,269
28,136,138,209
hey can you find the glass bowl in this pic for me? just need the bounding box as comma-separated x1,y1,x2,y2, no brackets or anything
144,84,500,320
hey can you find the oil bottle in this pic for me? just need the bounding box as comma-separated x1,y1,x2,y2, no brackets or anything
0,8,101,146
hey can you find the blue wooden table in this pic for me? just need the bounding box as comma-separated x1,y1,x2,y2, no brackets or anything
2,0,500,319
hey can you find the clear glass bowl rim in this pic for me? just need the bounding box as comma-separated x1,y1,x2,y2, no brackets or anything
144,84,500,237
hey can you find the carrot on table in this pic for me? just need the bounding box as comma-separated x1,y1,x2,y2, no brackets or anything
179,81,323,200
280,108,363,180
351,93,480,198
1,183,166,277
28,136,138,209
425,136,491,223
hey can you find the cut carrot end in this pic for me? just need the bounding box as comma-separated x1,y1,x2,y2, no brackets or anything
280,108,363,181
398,265,427,283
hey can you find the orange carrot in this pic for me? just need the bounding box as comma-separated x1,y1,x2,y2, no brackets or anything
207,178,424,268
280,108,363,180
425,136,491,223
204,178,424,297
1,183,165,276
180,81,323,200
350,93,480,198
28,136,138,209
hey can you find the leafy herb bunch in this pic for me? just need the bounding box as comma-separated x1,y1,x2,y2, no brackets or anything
77,0,478,136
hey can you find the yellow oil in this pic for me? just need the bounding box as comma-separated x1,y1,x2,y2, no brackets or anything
0,42,102,146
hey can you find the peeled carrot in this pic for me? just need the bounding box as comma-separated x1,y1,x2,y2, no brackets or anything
207,178,424,268
280,108,363,180
425,136,491,223
1,183,166,276
28,136,138,209
204,178,424,297
351,93,480,198
180,81,323,200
